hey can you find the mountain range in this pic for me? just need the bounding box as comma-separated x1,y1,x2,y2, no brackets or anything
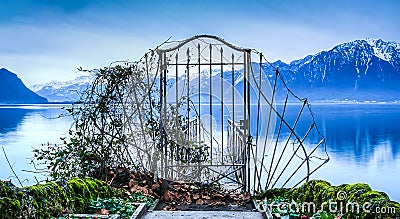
30,75,93,102
264,38,400,102
14,38,400,103
0,68,47,104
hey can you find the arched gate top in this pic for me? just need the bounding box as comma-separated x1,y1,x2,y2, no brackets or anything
157,34,251,53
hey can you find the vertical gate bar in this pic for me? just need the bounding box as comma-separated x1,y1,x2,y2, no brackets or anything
158,51,164,179
145,54,155,172
231,53,235,163
175,51,179,119
198,44,201,150
174,52,178,170
209,44,213,164
220,47,224,164
255,54,262,144
243,51,247,192
144,56,156,172
246,52,251,125
186,48,190,142
246,51,251,192
164,52,168,179
243,52,247,130
145,54,153,140
228,122,231,180
197,44,201,181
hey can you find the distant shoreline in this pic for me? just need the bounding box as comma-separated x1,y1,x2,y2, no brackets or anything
0,102,74,106
2,101,400,107
0,103,73,108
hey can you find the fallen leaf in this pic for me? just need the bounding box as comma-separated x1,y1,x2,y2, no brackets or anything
213,200,226,205
162,190,174,203
185,192,192,203
202,195,211,200
196,199,204,205
213,193,224,199
192,194,200,200
152,183,160,190
95,208,109,215
129,179,138,188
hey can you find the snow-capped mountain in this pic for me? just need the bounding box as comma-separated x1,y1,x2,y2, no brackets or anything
30,75,93,102
263,38,400,101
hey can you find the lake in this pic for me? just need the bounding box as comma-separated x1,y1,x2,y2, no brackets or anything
0,105,72,184
310,104,400,202
0,104,399,201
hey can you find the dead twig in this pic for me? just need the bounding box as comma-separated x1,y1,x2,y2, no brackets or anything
1,146,23,187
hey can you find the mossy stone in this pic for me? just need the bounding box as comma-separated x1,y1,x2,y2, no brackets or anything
259,180,400,218
0,177,127,218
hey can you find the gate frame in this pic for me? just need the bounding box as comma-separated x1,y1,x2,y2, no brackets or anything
157,35,253,192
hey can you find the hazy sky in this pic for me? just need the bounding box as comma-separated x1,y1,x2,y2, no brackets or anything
1,0,399,85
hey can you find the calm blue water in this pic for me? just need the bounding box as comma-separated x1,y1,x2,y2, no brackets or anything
0,105,72,184
0,104,399,201
310,104,400,202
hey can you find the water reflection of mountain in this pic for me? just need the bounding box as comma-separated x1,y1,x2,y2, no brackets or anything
0,107,30,135
268,104,400,163
209,104,400,164
311,104,400,162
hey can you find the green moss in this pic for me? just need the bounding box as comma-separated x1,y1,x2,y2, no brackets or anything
0,178,127,218
26,181,69,218
0,181,22,218
255,187,291,200
0,181,18,198
85,178,99,191
0,197,21,218
358,190,388,204
67,177,127,213
258,180,400,218
285,180,334,204
69,178,90,198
